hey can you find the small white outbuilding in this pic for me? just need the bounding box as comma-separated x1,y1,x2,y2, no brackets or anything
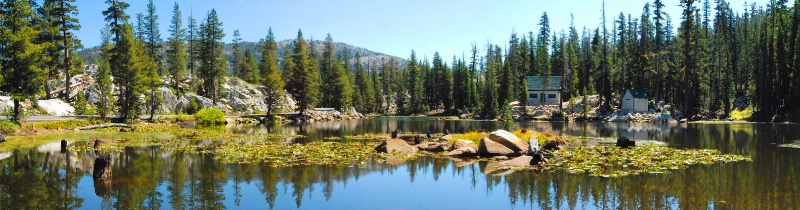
621,89,648,113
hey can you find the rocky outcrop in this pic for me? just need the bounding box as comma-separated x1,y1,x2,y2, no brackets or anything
415,140,451,152
488,130,529,154
290,108,365,122
374,138,418,154
158,87,178,113
478,137,516,156
38,99,75,116
445,140,478,157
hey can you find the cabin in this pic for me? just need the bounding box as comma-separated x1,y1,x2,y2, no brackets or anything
622,89,648,112
526,76,562,105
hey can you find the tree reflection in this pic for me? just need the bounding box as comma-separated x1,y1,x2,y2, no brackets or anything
0,122,799,209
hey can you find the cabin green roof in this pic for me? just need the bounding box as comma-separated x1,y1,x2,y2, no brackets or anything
526,76,562,91
626,89,648,99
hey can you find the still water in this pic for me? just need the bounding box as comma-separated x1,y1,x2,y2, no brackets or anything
1,117,799,209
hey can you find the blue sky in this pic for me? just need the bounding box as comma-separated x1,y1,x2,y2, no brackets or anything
74,0,746,60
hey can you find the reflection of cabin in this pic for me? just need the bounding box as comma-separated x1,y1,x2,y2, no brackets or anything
622,89,648,112
526,76,561,105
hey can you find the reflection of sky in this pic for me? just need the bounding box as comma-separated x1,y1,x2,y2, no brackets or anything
5,120,800,209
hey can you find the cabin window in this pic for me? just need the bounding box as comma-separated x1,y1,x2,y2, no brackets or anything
547,94,556,98
530,94,538,98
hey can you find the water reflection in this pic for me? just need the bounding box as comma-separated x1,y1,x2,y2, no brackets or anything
0,120,799,209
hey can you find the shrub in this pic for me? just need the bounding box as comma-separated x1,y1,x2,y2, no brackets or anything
730,108,753,120
74,92,88,115
0,120,20,134
195,108,226,125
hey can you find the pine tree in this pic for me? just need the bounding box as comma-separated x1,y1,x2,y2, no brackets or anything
566,14,581,100
481,44,500,117
286,30,320,115
231,29,243,78
102,0,128,41
51,0,81,101
259,28,283,117
108,24,140,122
468,45,479,109
281,46,294,81
371,65,383,113
239,49,258,83
167,2,187,95
95,58,114,121
352,52,372,112
332,57,353,111
36,0,61,100
187,15,197,82
318,34,352,110
0,0,47,123
198,9,225,104
406,50,424,114
135,13,144,41
143,0,160,63
680,0,698,119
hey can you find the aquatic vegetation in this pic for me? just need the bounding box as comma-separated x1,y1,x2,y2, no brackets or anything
544,144,752,177
324,133,389,141
69,144,124,153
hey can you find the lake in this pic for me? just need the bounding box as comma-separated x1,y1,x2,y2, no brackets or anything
1,117,799,209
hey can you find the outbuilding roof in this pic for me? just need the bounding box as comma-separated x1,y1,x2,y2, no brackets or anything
526,76,562,91
625,89,648,99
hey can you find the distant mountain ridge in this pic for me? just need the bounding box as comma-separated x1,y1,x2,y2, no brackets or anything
77,40,407,70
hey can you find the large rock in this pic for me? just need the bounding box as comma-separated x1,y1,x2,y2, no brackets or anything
439,135,453,142
489,130,529,154
478,137,515,156
446,140,478,157
159,87,178,113
416,141,451,152
374,139,418,154
174,97,190,112
38,99,75,116
230,97,248,111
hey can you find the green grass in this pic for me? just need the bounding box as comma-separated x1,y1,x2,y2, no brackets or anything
33,119,104,130
0,120,20,134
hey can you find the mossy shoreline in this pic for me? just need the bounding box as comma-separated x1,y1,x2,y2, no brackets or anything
0,122,752,178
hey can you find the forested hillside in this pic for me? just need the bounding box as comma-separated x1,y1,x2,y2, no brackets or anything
77,40,405,73
2,0,800,123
